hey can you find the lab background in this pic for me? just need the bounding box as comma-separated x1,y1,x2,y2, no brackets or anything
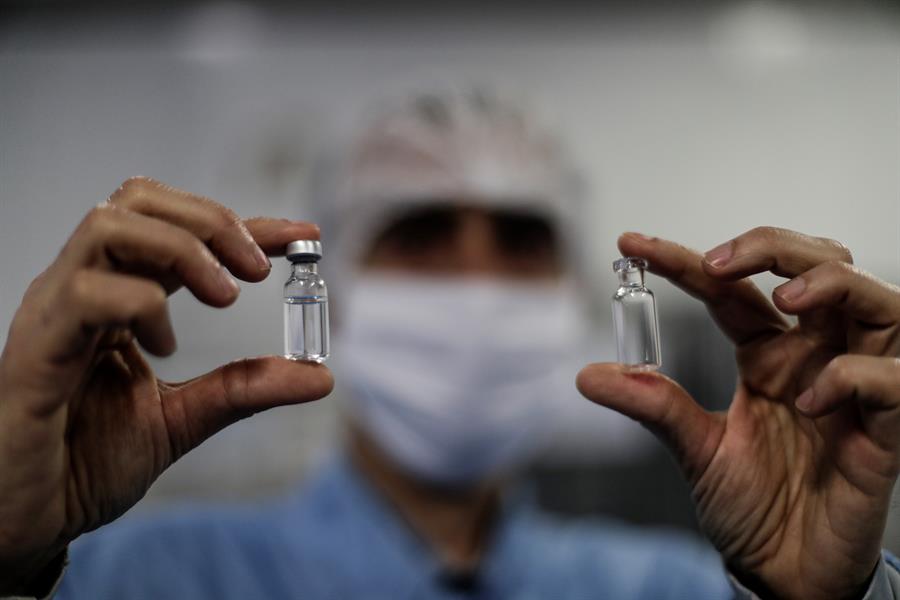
2,0,899,551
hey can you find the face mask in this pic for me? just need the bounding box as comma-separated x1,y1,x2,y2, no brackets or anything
335,274,582,486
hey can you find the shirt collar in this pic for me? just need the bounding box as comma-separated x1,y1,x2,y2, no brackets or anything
286,451,534,597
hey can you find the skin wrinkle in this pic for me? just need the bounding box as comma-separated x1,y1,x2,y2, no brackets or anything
151,394,171,482
704,391,811,575
821,487,879,585
824,478,878,561
727,228,851,280
0,445,58,543
738,427,789,566
727,487,777,567
841,375,900,457
831,428,893,499
736,343,786,401
220,359,258,424
217,212,247,240
730,321,784,349
66,441,90,541
797,544,849,600
747,486,788,571
711,468,757,561
160,377,192,462
685,412,726,489
851,324,899,354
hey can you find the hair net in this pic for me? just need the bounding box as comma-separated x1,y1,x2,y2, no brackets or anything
313,89,587,277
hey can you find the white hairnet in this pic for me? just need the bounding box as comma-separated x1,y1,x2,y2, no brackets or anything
315,89,586,275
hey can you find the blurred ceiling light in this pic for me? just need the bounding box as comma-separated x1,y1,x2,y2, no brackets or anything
708,1,811,75
178,1,267,64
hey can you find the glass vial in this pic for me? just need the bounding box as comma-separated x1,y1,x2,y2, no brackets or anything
612,257,661,370
284,240,330,363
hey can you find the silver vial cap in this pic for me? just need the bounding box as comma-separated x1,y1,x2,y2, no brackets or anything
613,257,648,273
286,240,323,262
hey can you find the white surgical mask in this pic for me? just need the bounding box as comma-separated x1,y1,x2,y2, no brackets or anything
336,274,582,486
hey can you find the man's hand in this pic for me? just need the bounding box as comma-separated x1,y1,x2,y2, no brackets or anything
0,177,334,593
577,227,900,600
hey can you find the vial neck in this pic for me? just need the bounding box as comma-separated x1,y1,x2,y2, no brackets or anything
617,269,645,287
291,261,319,275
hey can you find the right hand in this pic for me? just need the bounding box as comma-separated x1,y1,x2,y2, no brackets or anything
0,177,334,592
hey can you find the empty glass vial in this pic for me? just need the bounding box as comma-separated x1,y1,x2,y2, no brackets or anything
612,257,661,370
284,240,330,362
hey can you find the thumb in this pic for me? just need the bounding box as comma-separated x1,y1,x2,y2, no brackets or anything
576,363,722,482
162,356,334,458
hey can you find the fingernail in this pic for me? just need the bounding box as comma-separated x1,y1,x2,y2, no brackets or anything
795,388,815,413
253,245,271,272
775,277,806,302
703,241,734,268
218,266,240,296
624,232,655,242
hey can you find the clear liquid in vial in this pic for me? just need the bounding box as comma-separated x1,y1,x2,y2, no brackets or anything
284,295,329,362
612,287,661,370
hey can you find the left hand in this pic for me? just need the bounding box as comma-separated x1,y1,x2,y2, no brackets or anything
576,227,900,600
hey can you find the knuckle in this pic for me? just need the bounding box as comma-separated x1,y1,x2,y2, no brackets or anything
210,201,242,230
825,355,854,384
148,282,167,307
79,205,117,236
22,269,49,301
185,234,210,258
120,175,156,194
737,226,786,253
221,358,256,419
138,282,168,313
66,270,94,303
6,302,35,343
747,226,780,242
818,260,853,278
180,235,219,272
824,238,854,264
110,176,155,206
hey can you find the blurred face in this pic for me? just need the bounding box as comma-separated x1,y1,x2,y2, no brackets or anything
360,203,563,280
342,201,577,486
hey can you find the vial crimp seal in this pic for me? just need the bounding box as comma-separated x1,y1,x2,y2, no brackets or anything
283,239,330,363
612,257,661,371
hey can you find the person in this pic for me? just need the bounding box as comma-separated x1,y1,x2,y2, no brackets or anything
1,91,899,600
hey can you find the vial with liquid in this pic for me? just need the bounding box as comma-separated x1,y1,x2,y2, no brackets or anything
284,240,330,362
612,257,661,370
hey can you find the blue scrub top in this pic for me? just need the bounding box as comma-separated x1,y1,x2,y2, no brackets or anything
58,455,733,599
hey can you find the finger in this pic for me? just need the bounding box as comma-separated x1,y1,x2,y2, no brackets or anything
109,177,272,281
58,204,240,308
701,226,853,281
161,357,333,457
244,217,321,256
50,269,175,359
619,233,788,345
576,363,723,482
795,355,900,454
773,261,900,328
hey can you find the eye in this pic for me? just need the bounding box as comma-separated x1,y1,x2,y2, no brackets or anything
492,211,559,262
369,205,457,255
